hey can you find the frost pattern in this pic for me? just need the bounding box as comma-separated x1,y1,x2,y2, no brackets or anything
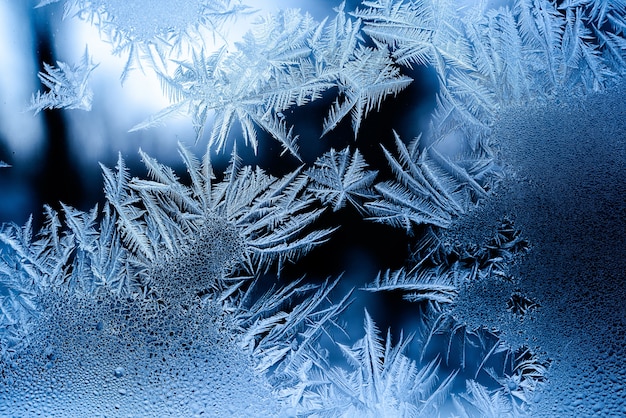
366,132,494,231
355,0,626,144
37,0,252,82
0,147,342,415
6,0,626,416
286,310,457,417
305,147,378,213
29,47,98,114
132,6,412,158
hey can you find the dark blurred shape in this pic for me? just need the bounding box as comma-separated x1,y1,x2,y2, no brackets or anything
30,9,84,221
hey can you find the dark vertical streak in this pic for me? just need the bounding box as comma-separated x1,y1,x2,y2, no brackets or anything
31,10,84,218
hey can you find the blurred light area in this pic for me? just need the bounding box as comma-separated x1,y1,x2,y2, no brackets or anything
0,0,45,166
53,16,198,167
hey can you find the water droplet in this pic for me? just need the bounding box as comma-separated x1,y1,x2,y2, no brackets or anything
114,366,125,378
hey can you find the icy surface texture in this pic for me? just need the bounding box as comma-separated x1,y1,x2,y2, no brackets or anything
2,0,626,416
493,86,626,417
0,146,339,416
0,292,278,417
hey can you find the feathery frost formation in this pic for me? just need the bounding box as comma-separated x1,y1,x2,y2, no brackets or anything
29,47,98,114
2,0,625,416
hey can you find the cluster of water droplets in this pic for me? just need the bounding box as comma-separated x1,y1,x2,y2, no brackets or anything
0,217,278,417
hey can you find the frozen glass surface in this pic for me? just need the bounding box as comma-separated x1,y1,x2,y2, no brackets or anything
1,1,625,417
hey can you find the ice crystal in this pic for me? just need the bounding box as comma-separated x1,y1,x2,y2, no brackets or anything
3,0,626,416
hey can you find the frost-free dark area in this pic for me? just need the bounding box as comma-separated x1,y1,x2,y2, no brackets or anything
1,0,625,417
